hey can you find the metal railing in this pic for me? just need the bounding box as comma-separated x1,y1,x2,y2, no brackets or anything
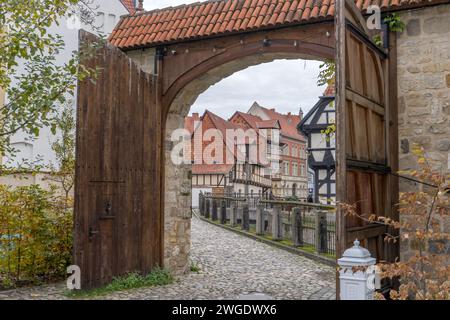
198,193,336,257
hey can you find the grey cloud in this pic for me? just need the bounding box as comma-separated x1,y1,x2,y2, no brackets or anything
191,60,326,119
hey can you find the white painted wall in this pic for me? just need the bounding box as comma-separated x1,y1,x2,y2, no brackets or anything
4,141,34,167
192,187,212,208
8,1,129,168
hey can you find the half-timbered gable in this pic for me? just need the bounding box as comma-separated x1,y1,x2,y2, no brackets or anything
299,86,336,204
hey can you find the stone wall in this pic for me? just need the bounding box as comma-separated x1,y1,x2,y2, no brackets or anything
164,110,192,275
397,4,450,259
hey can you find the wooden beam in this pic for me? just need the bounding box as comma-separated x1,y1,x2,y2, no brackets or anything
347,224,387,242
346,88,385,116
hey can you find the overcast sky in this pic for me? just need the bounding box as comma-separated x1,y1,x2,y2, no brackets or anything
143,0,326,119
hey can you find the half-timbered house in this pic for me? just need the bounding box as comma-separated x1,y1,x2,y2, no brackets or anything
298,86,336,204
185,110,272,207
248,102,308,199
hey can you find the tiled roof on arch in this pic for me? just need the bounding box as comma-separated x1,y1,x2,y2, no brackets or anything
110,0,447,49
120,0,137,14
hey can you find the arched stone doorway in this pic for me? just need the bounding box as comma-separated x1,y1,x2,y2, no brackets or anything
161,43,333,273
75,0,399,290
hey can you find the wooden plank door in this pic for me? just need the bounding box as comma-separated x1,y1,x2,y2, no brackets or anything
335,0,399,263
74,31,162,289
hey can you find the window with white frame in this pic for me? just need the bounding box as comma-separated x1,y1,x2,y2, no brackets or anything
292,163,298,176
282,144,290,156
283,161,290,176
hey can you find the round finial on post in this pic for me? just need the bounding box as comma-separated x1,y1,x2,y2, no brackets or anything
338,238,377,300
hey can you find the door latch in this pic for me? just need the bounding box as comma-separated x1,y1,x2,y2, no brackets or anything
99,201,115,220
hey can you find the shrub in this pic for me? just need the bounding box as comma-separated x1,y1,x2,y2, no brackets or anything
0,184,73,289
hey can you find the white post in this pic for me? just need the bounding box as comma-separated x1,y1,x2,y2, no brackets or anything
338,239,377,300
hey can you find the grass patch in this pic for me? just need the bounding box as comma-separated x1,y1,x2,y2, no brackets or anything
296,244,316,254
65,267,173,298
263,234,274,241
190,262,201,273
279,239,294,246
258,233,333,257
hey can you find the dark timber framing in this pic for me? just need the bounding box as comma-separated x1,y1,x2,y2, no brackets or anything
298,95,336,204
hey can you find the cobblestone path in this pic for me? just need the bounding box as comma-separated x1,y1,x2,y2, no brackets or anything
0,216,335,300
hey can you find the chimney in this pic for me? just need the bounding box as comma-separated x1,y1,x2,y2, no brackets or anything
136,0,144,12
287,112,291,116
192,113,200,120
298,107,304,119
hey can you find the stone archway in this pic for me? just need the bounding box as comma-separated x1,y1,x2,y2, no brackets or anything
162,50,331,273
124,21,335,275
124,21,334,274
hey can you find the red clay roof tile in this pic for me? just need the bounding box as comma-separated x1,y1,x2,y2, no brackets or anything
253,104,306,142
110,0,445,49
120,0,137,15
192,164,234,174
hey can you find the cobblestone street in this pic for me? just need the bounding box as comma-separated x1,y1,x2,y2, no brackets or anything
0,216,335,300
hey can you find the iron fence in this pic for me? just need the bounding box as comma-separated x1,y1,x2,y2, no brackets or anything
198,192,336,257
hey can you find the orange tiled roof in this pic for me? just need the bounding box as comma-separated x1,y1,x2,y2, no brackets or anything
110,0,445,49
120,0,137,15
206,110,243,137
255,104,305,142
232,111,280,131
192,164,234,174
185,113,202,134
194,110,247,158
256,119,280,129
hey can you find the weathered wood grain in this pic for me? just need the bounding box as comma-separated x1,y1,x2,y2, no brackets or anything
75,31,162,289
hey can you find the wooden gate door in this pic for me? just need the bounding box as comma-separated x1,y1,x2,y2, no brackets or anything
74,31,162,289
335,0,399,262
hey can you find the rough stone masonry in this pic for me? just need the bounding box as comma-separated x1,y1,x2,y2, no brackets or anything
397,4,450,259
